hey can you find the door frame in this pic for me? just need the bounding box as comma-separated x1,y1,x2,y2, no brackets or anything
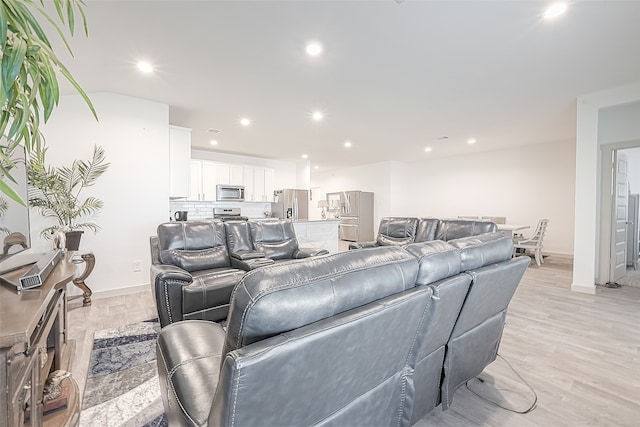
598,140,640,285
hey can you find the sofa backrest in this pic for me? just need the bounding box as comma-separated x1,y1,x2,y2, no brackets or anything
448,232,514,271
211,285,433,427
434,219,498,241
223,220,254,253
440,233,529,409
223,246,419,358
376,217,420,246
415,218,440,242
248,219,300,259
156,221,231,272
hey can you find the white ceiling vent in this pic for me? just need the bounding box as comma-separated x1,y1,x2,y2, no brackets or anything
206,128,221,134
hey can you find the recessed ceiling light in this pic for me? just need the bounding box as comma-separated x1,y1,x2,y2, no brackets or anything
301,154,308,159
424,147,432,152
543,2,568,19
240,118,251,126
312,111,324,121
210,140,218,146
306,42,323,56
137,61,153,73
467,138,477,144
344,141,352,148
314,165,319,170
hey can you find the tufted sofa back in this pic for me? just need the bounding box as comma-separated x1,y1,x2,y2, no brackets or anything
223,246,419,357
434,219,498,242
376,217,420,246
156,221,230,272
248,220,300,259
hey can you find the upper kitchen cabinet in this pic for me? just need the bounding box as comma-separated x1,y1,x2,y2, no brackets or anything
169,126,191,198
189,160,219,201
246,166,275,202
189,160,276,202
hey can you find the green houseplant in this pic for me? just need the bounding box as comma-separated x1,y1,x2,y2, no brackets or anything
1,0,96,206
27,143,108,249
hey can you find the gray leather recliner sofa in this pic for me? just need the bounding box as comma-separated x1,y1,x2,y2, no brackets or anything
156,232,529,426
150,219,329,327
349,217,498,249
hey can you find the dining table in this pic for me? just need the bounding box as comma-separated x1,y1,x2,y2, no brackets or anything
497,224,530,239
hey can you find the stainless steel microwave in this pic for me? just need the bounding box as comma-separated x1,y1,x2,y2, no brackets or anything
216,185,245,202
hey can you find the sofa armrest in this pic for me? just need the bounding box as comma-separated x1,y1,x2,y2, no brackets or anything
231,250,267,260
294,248,330,258
349,241,378,250
157,320,225,427
151,264,193,327
230,257,275,271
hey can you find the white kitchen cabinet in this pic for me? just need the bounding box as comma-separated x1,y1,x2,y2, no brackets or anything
169,126,191,198
188,160,202,201
189,161,276,202
243,166,255,201
189,160,219,201
250,166,275,202
202,161,219,200
264,167,275,202
230,165,244,185
215,163,230,185
254,166,265,202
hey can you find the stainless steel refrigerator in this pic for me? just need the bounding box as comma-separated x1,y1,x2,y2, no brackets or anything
327,191,374,242
273,189,309,221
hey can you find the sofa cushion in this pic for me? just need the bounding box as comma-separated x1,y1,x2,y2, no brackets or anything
435,219,498,241
223,246,419,357
376,217,419,246
404,240,462,286
157,221,231,272
448,232,513,272
415,218,440,242
249,220,299,260
224,220,255,253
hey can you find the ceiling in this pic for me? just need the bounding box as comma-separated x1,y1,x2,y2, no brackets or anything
52,0,640,172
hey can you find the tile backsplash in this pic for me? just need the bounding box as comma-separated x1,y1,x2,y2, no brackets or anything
168,201,274,221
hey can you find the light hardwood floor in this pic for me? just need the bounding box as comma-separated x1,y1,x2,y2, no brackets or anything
68,255,640,426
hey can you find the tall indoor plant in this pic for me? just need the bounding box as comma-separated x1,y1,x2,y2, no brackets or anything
27,143,108,249
1,0,96,206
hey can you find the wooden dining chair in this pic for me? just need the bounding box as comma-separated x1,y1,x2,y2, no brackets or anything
512,219,549,266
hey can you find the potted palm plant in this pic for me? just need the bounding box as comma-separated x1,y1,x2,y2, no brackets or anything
27,144,109,251
1,0,96,206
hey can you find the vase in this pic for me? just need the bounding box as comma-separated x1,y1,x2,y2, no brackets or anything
65,230,84,251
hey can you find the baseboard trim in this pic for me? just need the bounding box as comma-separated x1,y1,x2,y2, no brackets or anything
90,284,150,300
571,282,596,294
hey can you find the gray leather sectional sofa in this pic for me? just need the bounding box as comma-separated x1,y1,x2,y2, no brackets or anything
150,219,328,327
156,232,529,426
349,217,499,249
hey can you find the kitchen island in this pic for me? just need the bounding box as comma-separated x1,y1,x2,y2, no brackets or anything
252,219,340,254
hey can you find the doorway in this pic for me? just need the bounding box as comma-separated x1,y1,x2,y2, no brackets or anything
599,143,640,287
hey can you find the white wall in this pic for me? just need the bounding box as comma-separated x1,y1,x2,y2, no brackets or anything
313,141,576,255
623,147,640,194
31,92,170,296
573,80,640,294
190,149,297,189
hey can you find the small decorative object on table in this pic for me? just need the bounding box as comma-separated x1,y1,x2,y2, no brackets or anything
317,200,329,220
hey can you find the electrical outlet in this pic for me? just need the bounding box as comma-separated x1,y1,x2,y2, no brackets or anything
133,261,142,272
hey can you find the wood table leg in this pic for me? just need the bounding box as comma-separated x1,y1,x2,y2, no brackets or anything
72,253,94,306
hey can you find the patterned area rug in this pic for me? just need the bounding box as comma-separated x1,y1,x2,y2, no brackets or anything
80,319,167,427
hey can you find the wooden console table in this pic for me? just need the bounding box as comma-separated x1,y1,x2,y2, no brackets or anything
0,259,79,427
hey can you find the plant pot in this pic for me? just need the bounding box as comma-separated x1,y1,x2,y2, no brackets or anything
65,230,84,251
